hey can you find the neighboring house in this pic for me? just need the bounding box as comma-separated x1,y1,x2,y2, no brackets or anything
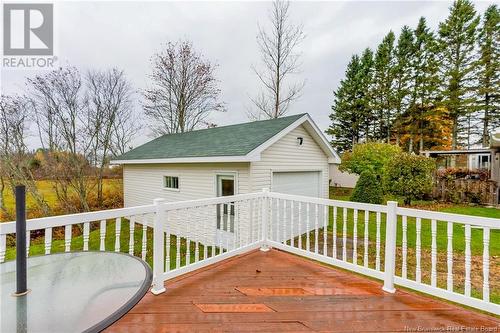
112,114,340,208
329,164,359,188
420,129,500,206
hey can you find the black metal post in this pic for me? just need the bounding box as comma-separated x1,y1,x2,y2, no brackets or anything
15,185,27,295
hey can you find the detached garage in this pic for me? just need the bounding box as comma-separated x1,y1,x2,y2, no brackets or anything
112,113,340,207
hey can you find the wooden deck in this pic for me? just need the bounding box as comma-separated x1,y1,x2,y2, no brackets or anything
107,249,499,332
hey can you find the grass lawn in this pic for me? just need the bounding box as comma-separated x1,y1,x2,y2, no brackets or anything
328,186,500,303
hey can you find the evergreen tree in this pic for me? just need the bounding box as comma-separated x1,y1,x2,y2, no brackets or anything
372,31,396,142
477,5,499,147
359,48,375,140
327,55,363,152
407,17,441,152
392,26,415,145
438,0,480,149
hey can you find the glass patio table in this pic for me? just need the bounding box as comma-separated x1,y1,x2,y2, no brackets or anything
0,251,152,333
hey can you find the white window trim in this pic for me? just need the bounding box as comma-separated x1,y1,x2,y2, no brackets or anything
213,171,239,196
162,174,180,192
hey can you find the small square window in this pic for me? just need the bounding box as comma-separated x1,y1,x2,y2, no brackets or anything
164,176,179,189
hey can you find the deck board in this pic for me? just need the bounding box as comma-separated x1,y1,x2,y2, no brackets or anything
107,249,499,332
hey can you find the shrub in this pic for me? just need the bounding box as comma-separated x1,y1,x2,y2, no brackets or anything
384,153,435,205
340,142,401,177
350,171,384,204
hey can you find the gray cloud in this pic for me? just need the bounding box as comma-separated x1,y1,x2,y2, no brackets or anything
0,1,493,149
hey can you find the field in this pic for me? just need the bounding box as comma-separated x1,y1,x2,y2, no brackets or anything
0,179,123,221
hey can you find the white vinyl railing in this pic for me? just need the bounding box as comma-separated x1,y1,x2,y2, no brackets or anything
1,189,498,315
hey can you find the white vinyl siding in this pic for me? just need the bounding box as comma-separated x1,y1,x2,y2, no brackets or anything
249,125,329,198
123,163,250,207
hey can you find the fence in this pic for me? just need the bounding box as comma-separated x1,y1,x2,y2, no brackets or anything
1,189,498,315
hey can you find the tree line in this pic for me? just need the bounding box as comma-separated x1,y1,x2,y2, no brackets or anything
327,0,499,154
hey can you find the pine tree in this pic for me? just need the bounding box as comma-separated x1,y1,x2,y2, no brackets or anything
407,17,441,152
327,51,375,153
438,0,480,150
372,31,396,142
392,26,415,145
327,55,363,152
359,48,375,140
477,5,499,147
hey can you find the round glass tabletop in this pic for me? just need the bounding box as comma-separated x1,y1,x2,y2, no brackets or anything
0,251,152,333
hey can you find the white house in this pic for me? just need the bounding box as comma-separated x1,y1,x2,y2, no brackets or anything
112,113,340,206
112,114,340,245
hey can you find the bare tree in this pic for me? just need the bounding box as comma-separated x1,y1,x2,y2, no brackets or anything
143,40,224,136
250,0,305,119
28,67,93,212
0,95,50,217
86,68,137,202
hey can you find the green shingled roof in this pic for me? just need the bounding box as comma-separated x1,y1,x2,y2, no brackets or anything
114,113,306,161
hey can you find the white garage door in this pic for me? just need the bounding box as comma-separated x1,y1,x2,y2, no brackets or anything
272,171,321,197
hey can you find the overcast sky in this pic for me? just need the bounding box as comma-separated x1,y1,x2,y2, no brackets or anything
0,1,494,149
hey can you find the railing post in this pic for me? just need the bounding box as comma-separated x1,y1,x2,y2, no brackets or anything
383,201,398,293
151,198,166,295
260,188,270,252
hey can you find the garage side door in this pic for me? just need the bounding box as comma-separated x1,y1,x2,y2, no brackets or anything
272,171,321,197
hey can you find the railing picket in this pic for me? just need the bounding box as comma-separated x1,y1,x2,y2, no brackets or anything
464,224,471,297
298,202,303,250
225,204,230,251
64,225,71,252
290,201,295,248
431,219,437,287
323,205,328,256
342,207,347,261
446,221,453,291
306,203,310,252
402,216,407,279
353,209,358,264
26,231,30,257
363,211,369,267
203,206,208,260
83,222,90,251
375,212,381,271
416,217,422,283
166,226,171,271
115,217,121,252
129,216,135,255
212,204,216,257
44,227,52,255
283,200,287,245
176,228,181,268
483,226,490,302
186,209,191,266
219,203,224,254
141,223,147,261
314,204,319,254
100,220,106,251
333,206,337,259
0,234,5,263
195,209,200,263
248,199,253,245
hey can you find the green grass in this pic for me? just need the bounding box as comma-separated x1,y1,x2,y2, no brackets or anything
4,218,218,270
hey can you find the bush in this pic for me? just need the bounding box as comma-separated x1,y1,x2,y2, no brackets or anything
350,171,384,204
340,142,401,177
384,153,435,205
